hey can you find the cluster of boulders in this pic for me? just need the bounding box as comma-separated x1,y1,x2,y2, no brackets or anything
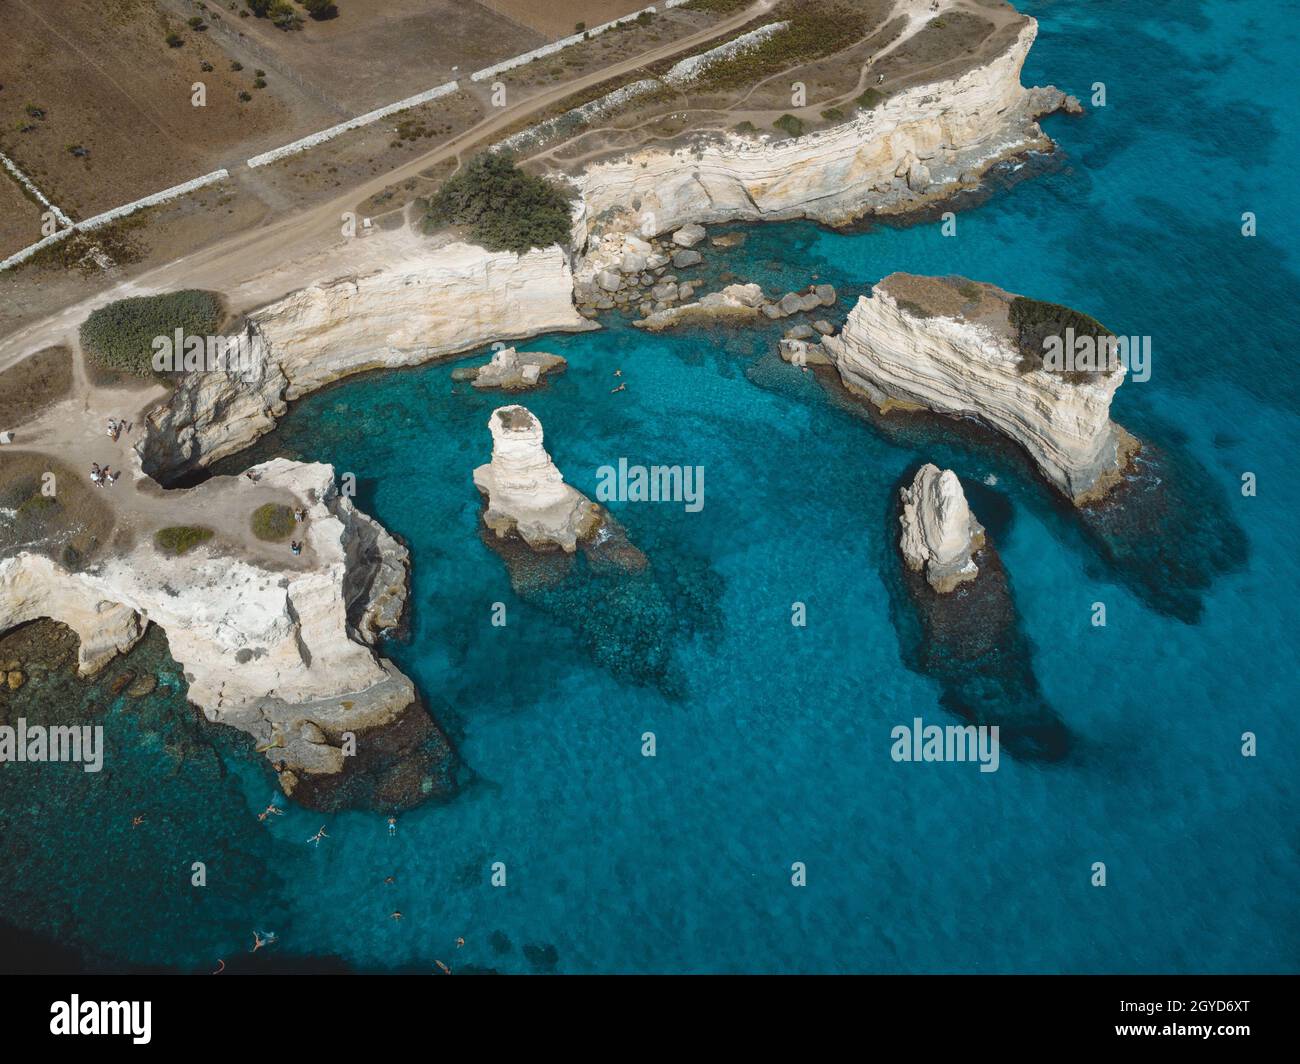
451,346,567,392
575,223,711,318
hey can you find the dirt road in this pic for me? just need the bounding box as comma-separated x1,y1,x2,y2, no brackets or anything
0,0,776,373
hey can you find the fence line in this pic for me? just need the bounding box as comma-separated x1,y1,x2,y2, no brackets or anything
1,169,229,272
0,152,72,227
247,80,461,168
470,0,694,83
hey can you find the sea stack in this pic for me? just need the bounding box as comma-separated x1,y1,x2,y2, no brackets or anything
473,405,603,552
822,274,1139,505
898,465,985,593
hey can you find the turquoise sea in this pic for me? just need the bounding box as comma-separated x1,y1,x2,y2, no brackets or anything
1,0,1296,973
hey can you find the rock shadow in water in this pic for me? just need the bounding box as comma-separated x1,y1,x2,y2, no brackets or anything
880,467,1071,764
478,512,722,700
814,366,1247,624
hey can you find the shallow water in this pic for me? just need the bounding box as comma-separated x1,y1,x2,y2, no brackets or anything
2,0,1297,973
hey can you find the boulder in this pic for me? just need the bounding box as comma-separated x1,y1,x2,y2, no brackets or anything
672,223,707,248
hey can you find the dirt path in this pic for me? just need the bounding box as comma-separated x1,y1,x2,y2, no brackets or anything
0,0,776,376
10,354,319,572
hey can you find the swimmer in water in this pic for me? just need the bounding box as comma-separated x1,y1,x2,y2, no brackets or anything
131,815,145,828
435,960,451,974
308,825,328,846
456,937,465,948
611,383,626,393
387,816,396,837
384,875,396,885
258,802,283,822
390,911,403,922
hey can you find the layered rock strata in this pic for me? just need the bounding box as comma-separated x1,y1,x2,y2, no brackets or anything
821,274,1136,504
473,406,605,552
140,242,594,481
576,19,1074,237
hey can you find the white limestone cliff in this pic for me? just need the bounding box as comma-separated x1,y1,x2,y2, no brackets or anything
472,406,603,552
821,275,1135,504
0,459,420,794
899,464,985,593
575,19,1070,241
141,241,594,480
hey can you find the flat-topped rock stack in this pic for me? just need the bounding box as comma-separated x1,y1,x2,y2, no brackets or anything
473,405,605,553
821,273,1138,505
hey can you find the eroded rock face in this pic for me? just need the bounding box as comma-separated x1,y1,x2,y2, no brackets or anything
472,406,602,552
140,242,594,482
0,459,443,807
578,20,1069,235
899,465,985,593
821,274,1136,504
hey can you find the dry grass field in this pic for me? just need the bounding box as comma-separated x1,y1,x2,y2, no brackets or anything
0,0,322,218
0,0,561,241
214,0,545,113
474,0,651,38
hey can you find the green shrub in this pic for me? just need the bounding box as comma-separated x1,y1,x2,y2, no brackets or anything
1008,295,1113,379
424,152,573,254
693,1,881,90
854,87,886,110
684,0,751,13
16,493,60,524
154,526,214,556
302,0,339,19
79,290,223,378
773,113,804,138
251,503,295,542
820,106,845,122
165,32,184,47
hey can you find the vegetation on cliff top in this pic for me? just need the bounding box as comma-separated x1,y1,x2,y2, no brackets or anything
154,526,214,556
80,291,223,378
1008,296,1113,381
423,153,574,255
251,503,296,542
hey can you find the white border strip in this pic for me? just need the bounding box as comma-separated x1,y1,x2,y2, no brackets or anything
247,80,460,168
472,4,665,83
0,151,72,227
1,169,229,272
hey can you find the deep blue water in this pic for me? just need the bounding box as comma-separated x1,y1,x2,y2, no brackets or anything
2,0,1297,973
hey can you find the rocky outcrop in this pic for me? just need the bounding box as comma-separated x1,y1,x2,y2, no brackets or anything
451,346,567,391
140,242,595,481
0,459,442,807
472,406,604,552
821,274,1136,504
899,464,985,593
576,19,1071,237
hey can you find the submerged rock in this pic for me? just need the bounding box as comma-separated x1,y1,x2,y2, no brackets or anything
886,472,1070,762
898,465,985,594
